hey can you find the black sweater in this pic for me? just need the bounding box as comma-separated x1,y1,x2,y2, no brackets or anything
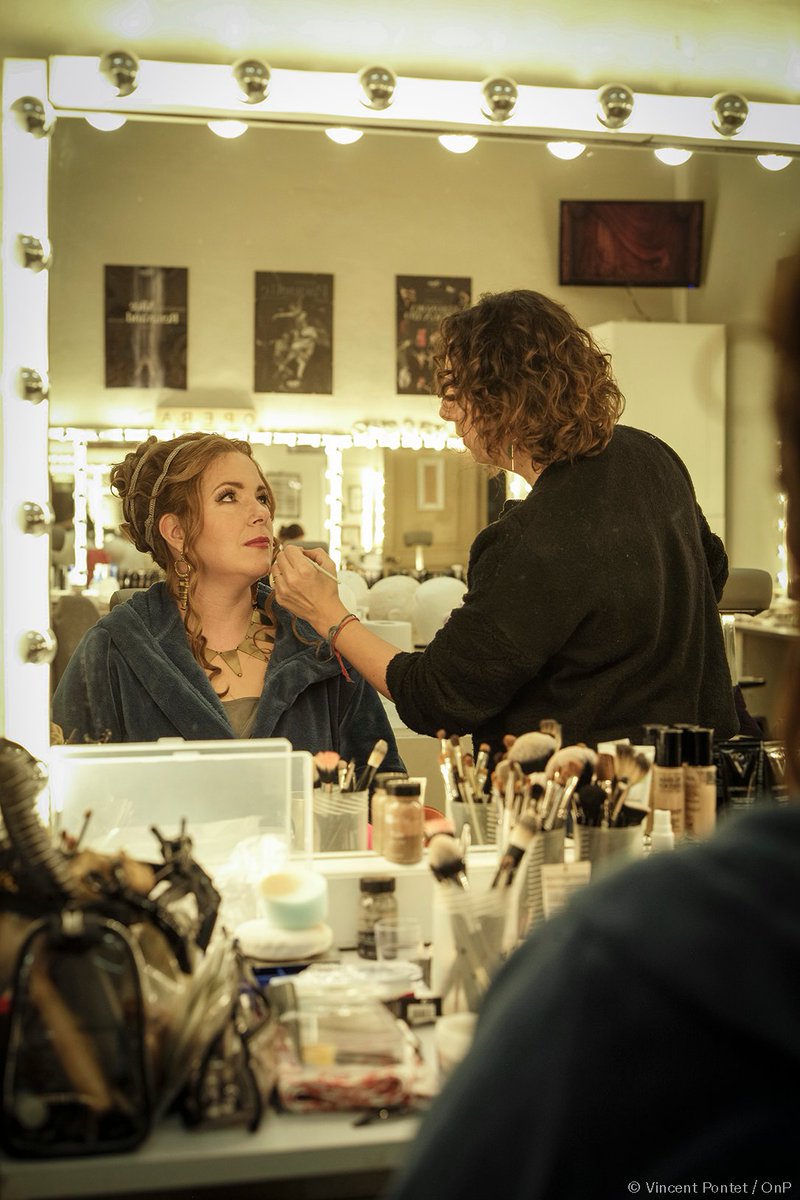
386,425,737,757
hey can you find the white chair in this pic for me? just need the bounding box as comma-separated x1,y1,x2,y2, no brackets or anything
410,576,467,646
366,574,420,623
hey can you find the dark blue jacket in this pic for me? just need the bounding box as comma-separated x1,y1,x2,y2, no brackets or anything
52,581,403,778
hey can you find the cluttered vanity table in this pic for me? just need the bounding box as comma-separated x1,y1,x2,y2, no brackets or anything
1,1051,426,1200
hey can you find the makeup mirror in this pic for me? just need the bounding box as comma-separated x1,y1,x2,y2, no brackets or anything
2,54,796,807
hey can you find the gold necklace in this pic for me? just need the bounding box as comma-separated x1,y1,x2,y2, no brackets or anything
206,610,275,677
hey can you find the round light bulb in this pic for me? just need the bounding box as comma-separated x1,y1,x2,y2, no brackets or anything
207,119,248,139
85,112,127,132
438,134,478,155
546,141,586,161
654,147,693,166
757,154,792,172
325,127,364,145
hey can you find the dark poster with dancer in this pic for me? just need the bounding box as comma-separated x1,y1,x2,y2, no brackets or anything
105,265,188,388
254,271,333,394
396,275,471,395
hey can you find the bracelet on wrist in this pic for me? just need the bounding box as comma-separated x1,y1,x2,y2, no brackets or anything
326,613,361,681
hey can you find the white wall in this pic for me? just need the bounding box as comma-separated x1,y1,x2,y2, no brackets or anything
47,118,800,578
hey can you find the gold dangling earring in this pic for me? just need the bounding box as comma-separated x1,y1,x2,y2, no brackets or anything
174,556,191,612
509,443,516,472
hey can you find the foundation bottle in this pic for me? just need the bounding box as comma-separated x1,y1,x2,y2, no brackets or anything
370,772,408,857
651,728,685,839
683,727,717,840
383,779,424,865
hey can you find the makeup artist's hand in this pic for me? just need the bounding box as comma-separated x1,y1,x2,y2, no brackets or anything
271,544,348,635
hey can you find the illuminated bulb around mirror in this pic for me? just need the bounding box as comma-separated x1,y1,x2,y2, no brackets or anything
99,49,140,98
232,58,271,105
358,65,397,110
438,134,478,155
711,92,749,137
757,154,792,172
325,127,363,145
596,83,634,130
654,147,693,166
22,630,58,666
17,235,51,272
208,119,249,139
85,112,127,132
546,141,586,160
12,96,52,138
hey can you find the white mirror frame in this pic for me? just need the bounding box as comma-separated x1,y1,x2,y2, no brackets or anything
4,53,800,764
2,59,51,761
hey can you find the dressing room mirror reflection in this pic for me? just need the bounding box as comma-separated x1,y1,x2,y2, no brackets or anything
44,102,797,841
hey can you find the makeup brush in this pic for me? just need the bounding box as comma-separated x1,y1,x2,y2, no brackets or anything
427,833,470,889
303,554,339,584
505,731,558,774
574,782,609,827
474,742,491,791
354,738,388,792
545,744,597,785
491,811,540,888
314,750,341,791
611,752,652,825
538,718,562,750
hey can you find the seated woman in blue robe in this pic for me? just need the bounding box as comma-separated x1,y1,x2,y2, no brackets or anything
52,432,402,781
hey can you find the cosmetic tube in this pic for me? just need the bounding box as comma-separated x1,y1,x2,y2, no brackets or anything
650,728,685,838
683,727,717,840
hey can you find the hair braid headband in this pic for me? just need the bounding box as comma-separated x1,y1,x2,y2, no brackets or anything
142,443,191,548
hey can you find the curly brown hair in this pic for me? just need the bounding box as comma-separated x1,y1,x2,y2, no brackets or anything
434,289,625,469
110,432,276,686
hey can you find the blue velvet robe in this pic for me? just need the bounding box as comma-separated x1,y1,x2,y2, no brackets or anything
52,581,403,778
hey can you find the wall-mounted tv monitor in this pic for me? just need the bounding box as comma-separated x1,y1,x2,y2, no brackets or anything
559,200,704,288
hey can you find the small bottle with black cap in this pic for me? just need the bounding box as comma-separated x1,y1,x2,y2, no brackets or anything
383,778,424,865
651,727,686,839
357,875,398,960
683,726,717,839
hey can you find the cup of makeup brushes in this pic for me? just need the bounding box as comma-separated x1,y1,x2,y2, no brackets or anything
312,788,369,852
451,800,494,845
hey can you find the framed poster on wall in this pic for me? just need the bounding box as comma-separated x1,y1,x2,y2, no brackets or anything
105,264,188,388
559,200,703,287
254,271,333,393
396,275,471,395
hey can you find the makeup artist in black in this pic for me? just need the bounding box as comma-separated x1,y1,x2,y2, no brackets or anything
272,289,737,758
383,249,800,1197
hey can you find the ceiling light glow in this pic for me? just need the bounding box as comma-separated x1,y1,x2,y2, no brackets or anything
546,141,586,160
654,146,693,165
438,134,478,154
325,127,363,145
208,119,248,139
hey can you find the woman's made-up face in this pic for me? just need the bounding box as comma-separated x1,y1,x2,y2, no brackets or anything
192,451,274,584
